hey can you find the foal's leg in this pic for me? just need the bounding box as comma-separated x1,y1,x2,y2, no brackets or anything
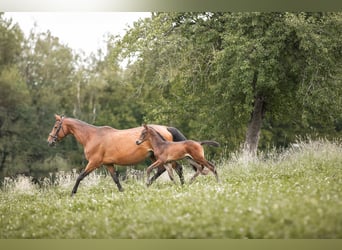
198,159,220,183
148,154,167,185
146,160,163,186
106,165,124,192
148,154,184,185
149,166,166,185
188,159,209,175
206,160,220,182
150,162,184,185
189,164,204,184
71,161,100,196
173,162,185,185
164,163,176,184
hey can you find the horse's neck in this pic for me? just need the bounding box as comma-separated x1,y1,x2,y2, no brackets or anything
149,130,167,150
65,118,96,146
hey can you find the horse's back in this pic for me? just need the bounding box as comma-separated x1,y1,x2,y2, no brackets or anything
98,124,173,165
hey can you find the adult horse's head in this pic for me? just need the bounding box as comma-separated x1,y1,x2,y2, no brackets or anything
47,114,67,146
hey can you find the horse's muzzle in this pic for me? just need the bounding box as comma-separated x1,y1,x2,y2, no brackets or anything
47,139,57,147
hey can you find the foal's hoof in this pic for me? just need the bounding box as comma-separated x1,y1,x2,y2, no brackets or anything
201,169,210,175
119,187,124,192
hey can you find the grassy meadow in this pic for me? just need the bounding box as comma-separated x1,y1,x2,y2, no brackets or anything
0,140,341,238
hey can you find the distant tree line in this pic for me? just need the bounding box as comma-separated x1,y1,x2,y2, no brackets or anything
0,12,341,180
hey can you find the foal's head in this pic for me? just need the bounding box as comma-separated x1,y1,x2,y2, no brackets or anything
136,124,167,146
47,114,68,146
136,124,151,145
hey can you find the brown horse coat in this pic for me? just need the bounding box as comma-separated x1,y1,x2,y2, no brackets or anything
47,115,184,195
136,124,220,184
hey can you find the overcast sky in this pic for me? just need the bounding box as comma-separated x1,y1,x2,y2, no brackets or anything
4,12,151,56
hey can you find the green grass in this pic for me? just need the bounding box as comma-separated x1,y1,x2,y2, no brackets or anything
1,140,341,238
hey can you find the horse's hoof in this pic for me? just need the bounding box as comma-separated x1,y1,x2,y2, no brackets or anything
201,169,210,175
119,188,124,192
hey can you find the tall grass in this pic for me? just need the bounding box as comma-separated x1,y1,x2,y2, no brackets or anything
0,139,341,238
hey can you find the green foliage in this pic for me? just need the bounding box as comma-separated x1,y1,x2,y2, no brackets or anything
1,12,342,180
0,13,23,66
114,12,342,153
0,140,341,238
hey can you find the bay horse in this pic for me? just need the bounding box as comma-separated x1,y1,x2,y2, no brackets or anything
136,124,220,184
47,114,193,196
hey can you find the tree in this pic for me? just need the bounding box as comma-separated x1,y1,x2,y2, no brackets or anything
216,12,342,155
113,12,342,156
0,13,32,176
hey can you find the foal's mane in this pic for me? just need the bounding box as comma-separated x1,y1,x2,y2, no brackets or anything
148,126,167,141
156,130,167,141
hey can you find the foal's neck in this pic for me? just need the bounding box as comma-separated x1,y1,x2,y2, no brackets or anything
149,129,167,149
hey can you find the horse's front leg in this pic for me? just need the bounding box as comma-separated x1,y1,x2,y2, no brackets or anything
149,162,182,185
172,162,185,185
146,160,163,186
149,166,166,185
106,165,124,192
71,161,99,196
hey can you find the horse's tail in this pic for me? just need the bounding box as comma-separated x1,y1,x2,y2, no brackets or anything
200,141,220,147
167,127,219,147
167,127,188,142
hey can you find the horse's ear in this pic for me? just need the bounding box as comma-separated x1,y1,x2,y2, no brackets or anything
143,124,148,129
55,114,61,121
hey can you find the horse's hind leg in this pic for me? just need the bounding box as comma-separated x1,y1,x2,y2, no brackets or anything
189,166,203,184
106,165,124,192
188,159,209,175
202,160,219,183
173,162,185,185
210,161,219,182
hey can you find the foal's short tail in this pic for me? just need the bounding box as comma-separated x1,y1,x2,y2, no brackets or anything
200,141,220,147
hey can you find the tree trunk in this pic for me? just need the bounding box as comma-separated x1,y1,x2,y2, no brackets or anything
243,95,266,157
0,148,8,172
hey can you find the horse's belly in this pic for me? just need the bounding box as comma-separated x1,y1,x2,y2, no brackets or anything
103,148,152,166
